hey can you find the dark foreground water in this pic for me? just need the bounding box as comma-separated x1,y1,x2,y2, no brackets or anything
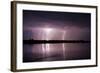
23,43,90,62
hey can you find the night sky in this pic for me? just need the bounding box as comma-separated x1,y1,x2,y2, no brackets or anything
23,10,91,62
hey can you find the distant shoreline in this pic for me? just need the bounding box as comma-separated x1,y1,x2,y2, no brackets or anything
23,40,90,44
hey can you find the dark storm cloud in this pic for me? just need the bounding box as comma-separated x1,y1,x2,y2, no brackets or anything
23,10,91,28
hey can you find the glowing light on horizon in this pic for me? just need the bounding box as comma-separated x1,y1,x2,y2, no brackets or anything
38,27,67,60
45,28,52,58
42,28,53,59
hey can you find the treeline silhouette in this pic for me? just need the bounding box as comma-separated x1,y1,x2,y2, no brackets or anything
23,39,90,44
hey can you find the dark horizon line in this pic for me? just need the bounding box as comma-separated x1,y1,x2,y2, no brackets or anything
23,39,90,44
